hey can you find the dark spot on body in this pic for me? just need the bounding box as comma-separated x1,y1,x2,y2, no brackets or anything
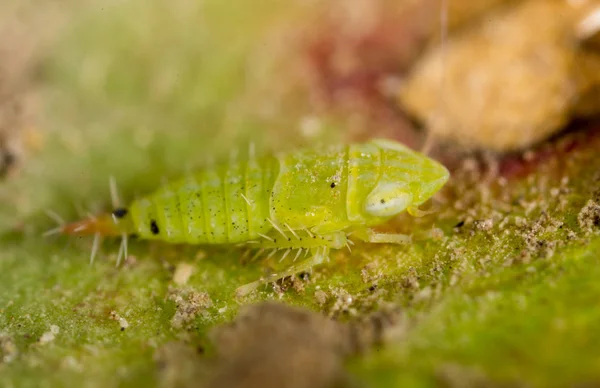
150,220,160,235
454,220,465,228
299,272,310,281
380,199,385,204
112,208,128,218
330,182,336,188
368,285,377,292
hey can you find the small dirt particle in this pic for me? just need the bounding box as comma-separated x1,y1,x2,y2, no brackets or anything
274,274,306,295
109,311,129,331
328,288,355,318
473,218,494,231
291,276,306,294
167,287,213,330
400,267,420,290
360,261,384,284
314,290,328,306
578,198,600,234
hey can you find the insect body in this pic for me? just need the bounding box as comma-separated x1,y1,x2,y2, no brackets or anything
58,139,449,295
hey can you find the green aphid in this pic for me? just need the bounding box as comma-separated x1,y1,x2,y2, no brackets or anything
58,139,449,295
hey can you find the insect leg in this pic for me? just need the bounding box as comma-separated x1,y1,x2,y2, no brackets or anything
352,228,412,244
236,247,329,297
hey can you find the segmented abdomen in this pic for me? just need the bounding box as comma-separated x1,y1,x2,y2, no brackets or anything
129,157,279,243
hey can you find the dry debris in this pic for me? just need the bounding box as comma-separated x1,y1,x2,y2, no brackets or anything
167,287,213,330
400,0,600,152
578,198,600,234
108,311,129,331
314,289,329,306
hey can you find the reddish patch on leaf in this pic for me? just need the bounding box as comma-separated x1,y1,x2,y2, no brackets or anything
498,120,600,179
303,2,438,149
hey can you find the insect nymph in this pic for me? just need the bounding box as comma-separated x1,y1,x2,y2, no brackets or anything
57,139,449,295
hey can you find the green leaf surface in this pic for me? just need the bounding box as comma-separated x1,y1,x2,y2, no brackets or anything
1,1,600,387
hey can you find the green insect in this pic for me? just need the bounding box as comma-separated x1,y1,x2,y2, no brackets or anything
56,139,449,295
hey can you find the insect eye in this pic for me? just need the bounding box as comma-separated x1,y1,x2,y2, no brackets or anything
364,183,412,217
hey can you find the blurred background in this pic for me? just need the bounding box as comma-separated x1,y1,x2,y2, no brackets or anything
1,0,600,387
